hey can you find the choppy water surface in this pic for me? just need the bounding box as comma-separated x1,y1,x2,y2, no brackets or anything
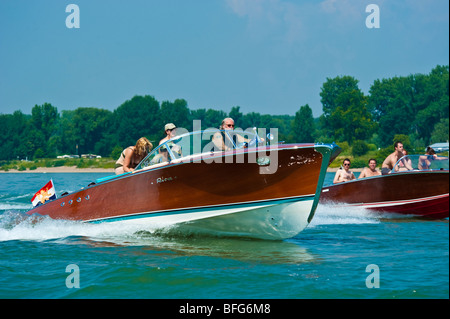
0,173,448,300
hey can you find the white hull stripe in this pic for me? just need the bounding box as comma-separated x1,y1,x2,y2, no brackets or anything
339,193,448,209
87,194,315,224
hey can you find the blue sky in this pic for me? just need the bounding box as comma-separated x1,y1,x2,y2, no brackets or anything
0,0,448,118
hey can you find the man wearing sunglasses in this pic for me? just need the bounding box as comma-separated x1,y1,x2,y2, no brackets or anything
333,158,356,184
212,117,250,151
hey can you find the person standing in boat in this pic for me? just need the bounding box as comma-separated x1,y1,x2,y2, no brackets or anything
115,137,153,174
359,158,381,178
381,141,404,175
333,158,356,183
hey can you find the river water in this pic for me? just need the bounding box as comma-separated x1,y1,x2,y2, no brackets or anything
0,173,448,302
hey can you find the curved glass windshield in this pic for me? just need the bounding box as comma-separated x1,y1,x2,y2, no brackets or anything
392,155,449,173
135,129,262,170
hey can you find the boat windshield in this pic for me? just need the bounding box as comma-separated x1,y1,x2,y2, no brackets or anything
392,154,449,173
135,129,263,170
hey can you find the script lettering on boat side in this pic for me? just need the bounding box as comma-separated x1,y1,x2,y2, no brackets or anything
156,176,175,184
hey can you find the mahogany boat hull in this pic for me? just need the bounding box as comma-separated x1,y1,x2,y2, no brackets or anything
27,144,337,239
319,171,449,219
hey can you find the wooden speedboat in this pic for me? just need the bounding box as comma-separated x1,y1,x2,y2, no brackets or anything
26,129,340,239
320,155,449,219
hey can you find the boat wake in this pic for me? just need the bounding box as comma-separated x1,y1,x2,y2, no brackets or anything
0,211,177,243
0,211,320,264
310,204,381,227
0,203,32,211
0,203,426,243
311,203,431,227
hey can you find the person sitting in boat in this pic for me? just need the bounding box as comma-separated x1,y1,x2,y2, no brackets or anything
159,123,182,157
115,137,153,174
333,158,356,183
150,145,170,165
212,117,250,151
159,123,177,145
395,149,413,172
381,141,404,175
418,147,446,170
358,158,381,178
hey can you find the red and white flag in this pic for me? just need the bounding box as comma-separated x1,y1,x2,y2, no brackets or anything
31,180,56,207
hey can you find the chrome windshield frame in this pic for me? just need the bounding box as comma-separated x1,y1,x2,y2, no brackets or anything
392,154,449,173
135,129,262,171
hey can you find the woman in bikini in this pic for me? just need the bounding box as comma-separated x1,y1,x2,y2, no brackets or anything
115,137,153,174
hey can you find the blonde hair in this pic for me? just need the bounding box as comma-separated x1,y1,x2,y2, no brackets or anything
134,137,153,157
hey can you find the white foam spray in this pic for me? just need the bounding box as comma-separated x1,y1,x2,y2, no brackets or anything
309,204,381,227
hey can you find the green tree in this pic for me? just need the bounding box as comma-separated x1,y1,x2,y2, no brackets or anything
368,65,449,147
430,118,449,143
190,108,227,129
352,140,369,156
160,99,191,132
369,76,414,147
319,76,375,144
29,103,59,157
62,107,113,155
110,145,123,160
31,103,59,141
112,95,160,147
229,106,243,127
413,65,449,143
59,110,77,155
292,104,315,142
241,112,261,129
0,111,33,160
393,134,413,152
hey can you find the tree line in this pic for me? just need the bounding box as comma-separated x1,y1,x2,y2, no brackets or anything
0,65,448,161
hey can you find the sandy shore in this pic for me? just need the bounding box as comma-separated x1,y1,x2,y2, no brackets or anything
1,166,364,173
0,166,114,173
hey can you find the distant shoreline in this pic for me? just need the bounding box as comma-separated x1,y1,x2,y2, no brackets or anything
0,166,364,173
0,166,114,173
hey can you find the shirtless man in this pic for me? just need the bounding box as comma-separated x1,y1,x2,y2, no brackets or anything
333,158,356,183
381,141,404,175
359,158,381,179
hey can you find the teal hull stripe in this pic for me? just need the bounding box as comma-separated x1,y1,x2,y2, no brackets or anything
87,195,314,224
